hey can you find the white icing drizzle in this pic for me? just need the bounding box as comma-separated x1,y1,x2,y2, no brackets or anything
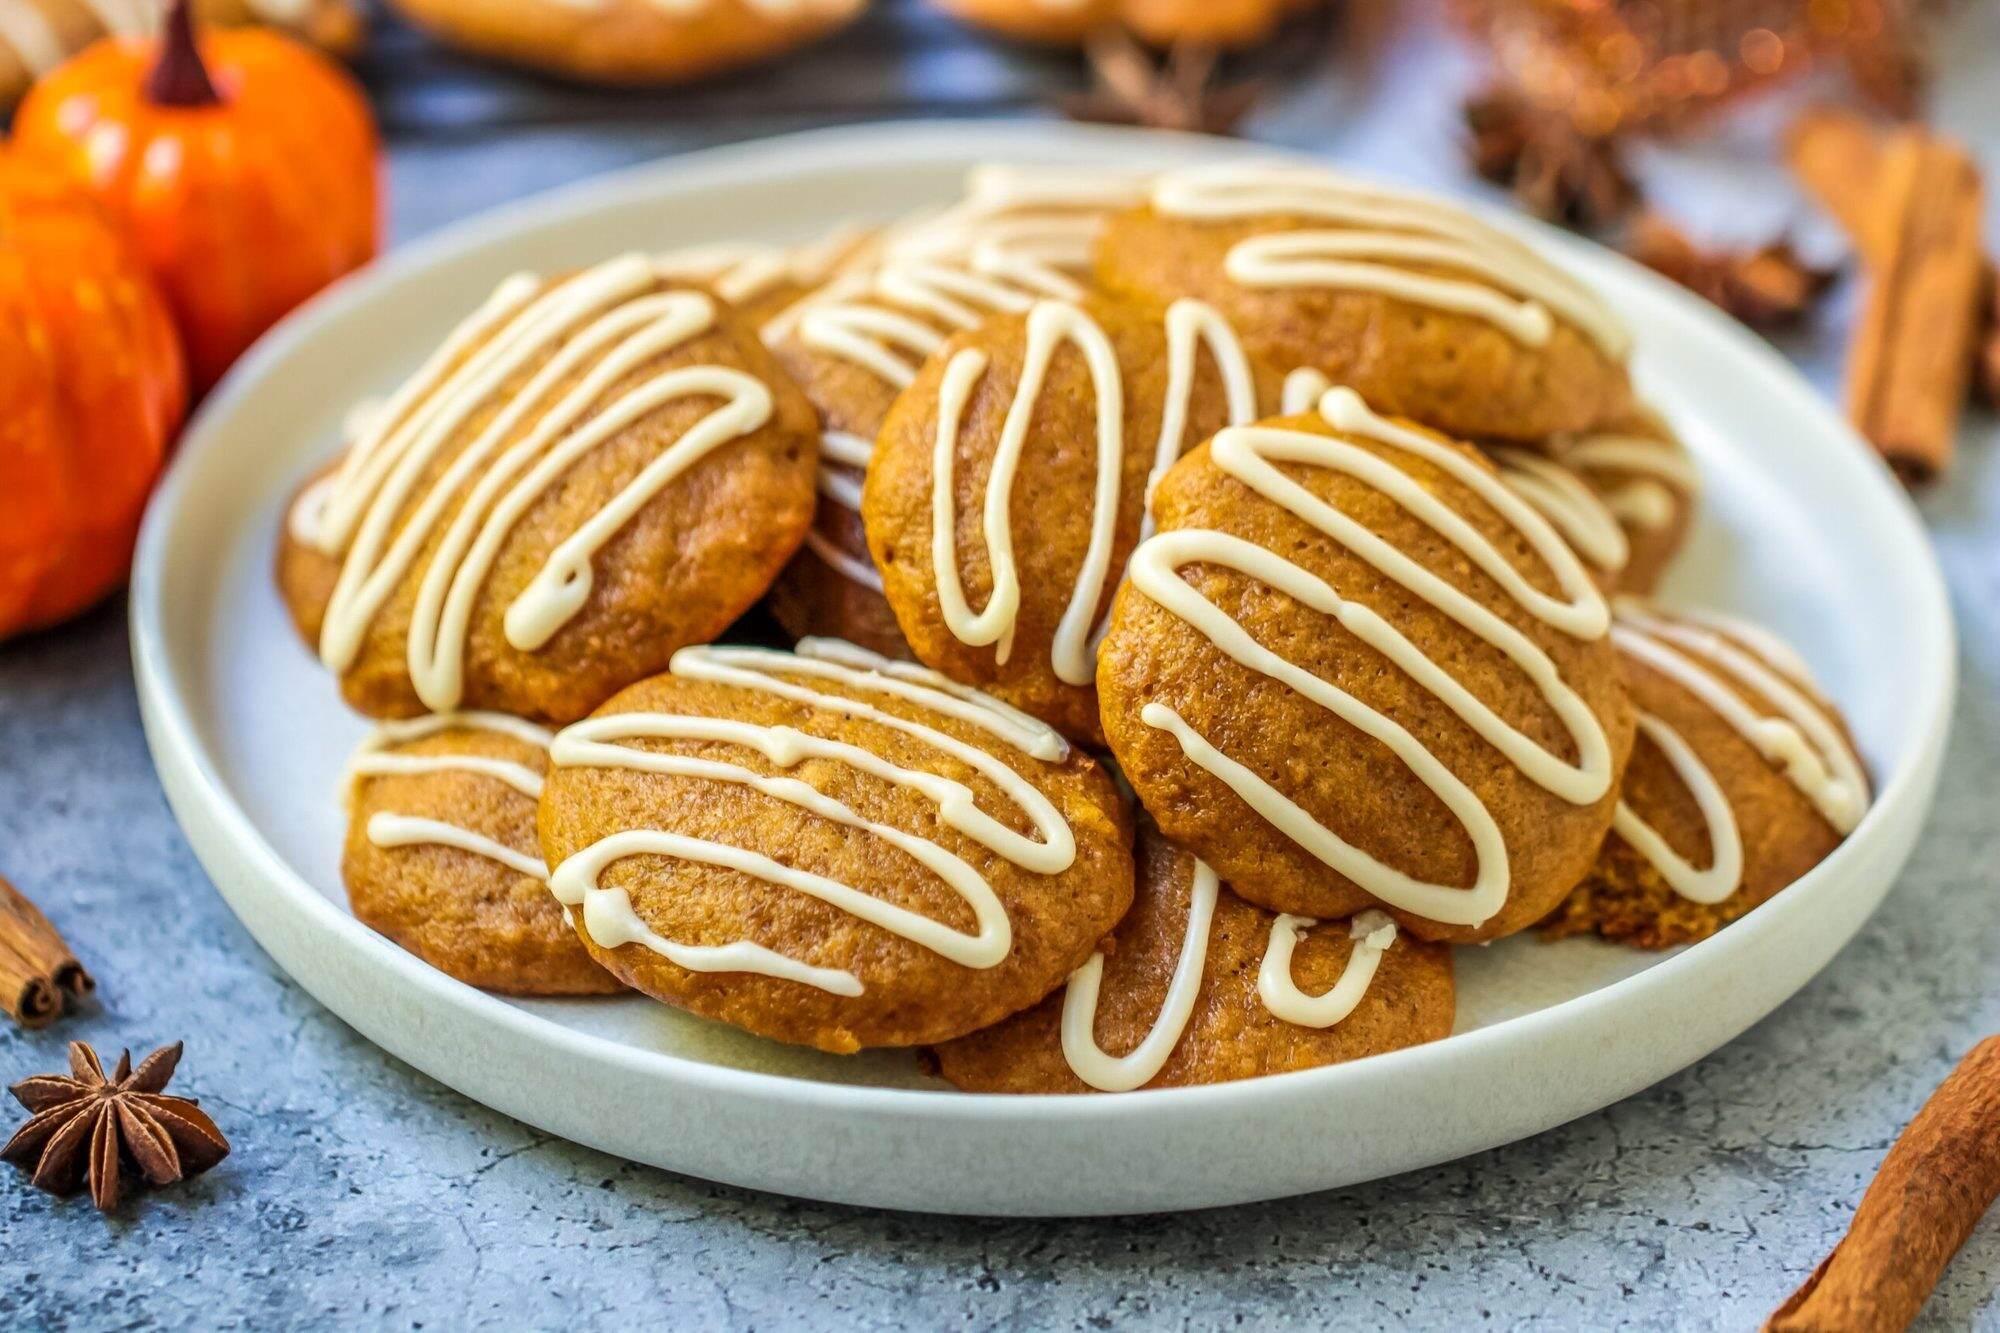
802,429,880,589
707,637,1069,759
1061,860,1220,1093
816,429,872,511
1144,299,1260,533
543,638,1077,994
1490,446,1630,576
654,242,798,305
804,529,885,592
1125,386,1613,928
1669,606,1814,687
962,164,1150,216
930,298,1260,687
1060,860,1399,1092
367,814,551,882
1612,606,1869,835
777,251,1081,390
306,257,777,712
1149,163,1630,356
931,301,1120,683
654,226,870,307
349,712,555,881
345,710,555,800
888,165,1150,273
1563,430,1699,531
1610,711,1744,904
1280,367,1331,415
1257,909,1397,1027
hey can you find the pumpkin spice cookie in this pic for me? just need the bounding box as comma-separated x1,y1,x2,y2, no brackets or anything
1094,162,1635,442
386,0,863,87
343,712,621,995
883,164,1152,271
761,245,1082,658
276,254,819,723
762,169,1144,656
934,825,1453,1093
655,225,878,331
537,638,1135,1053
1486,443,1632,594
1096,388,1636,945
864,293,1275,743
1543,604,1869,949
1556,407,1699,596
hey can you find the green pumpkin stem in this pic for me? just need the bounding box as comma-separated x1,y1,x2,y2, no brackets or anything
145,0,220,108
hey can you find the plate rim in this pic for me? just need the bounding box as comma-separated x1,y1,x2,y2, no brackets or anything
128,121,1958,1159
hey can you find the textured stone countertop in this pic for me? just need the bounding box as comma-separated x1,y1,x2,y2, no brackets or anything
3,9,1999,1329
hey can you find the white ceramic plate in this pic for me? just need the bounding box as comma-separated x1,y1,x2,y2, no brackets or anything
131,122,1954,1217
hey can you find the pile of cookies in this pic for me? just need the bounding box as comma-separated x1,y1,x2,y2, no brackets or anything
277,159,1871,1093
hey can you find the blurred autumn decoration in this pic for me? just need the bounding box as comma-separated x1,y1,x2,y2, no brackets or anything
12,0,381,394
1454,0,1934,138
0,0,381,642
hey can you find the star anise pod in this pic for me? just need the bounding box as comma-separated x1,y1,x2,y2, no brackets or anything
1625,213,1837,334
1065,29,1264,137
2,1041,229,1211
1464,86,1639,233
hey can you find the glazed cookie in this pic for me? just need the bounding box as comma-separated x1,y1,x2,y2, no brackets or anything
0,0,363,108
865,294,1274,742
386,0,863,87
1096,387,1636,945
1486,444,1631,594
762,168,1145,656
1556,408,1698,596
934,825,1453,1093
884,164,1152,270
762,423,915,659
1095,162,1634,442
1543,604,1869,949
1284,365,1634,593
343,712,621,995
655,225,877,331
536,638,1135,1053
277,253,820,723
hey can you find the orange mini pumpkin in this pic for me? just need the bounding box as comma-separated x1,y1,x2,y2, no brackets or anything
13,0,381,393
0,158,186,638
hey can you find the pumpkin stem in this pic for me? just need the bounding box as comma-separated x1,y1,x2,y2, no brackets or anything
145,0,220,108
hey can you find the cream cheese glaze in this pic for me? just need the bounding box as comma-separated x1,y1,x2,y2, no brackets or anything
926,296,1261,686
1149,162,1630,356
1605,604,1869,902
346,712,556,881
1059,856,1400,1092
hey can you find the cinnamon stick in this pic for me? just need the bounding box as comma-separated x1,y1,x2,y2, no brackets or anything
1788,109,1893,263
1787,111,1986,483
1767,1036,2000,1332
0,874,92,1029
